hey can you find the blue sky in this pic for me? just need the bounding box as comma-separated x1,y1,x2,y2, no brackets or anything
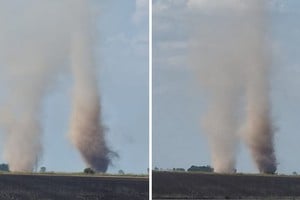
0,0,148,174
153,0,300,174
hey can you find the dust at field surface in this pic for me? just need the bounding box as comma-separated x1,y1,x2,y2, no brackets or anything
153,171,300,199
0,173,148,200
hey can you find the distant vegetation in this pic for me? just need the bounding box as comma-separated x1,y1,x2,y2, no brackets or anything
0,164,149,178
153,165,300,176
173,168,185,172
39,167,46,173
187,165,214,173
84,168,95,174
153,165,214,173
0,163,9,172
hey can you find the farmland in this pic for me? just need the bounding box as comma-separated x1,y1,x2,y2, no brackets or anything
153,171,300,199
0,173,148,200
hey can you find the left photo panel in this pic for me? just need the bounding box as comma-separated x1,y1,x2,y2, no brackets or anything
0,0,149,199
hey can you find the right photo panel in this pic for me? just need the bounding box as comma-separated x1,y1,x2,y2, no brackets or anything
152,0,300,199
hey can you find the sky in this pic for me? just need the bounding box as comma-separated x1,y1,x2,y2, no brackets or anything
0,0,149,174
153,0,300,174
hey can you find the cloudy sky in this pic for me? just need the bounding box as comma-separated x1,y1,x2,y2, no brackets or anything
0,0,148,174
153,0,300,174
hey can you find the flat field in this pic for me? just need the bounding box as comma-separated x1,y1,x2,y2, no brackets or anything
0,173,148,200
153,171,300,199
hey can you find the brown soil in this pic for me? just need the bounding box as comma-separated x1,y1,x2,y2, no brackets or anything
153,171,300,199
0,174,148,200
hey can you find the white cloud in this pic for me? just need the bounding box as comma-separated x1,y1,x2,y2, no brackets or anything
187,0,247,11
133,0,148,24
187,0,288,13
153,0,187,13
269,0,289,13
152,0,169,14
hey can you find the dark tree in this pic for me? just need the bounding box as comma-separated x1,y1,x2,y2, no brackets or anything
0,163,9,172
40,167,46,173
173,168,185,172
84,168,95,174
187,165,213,173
